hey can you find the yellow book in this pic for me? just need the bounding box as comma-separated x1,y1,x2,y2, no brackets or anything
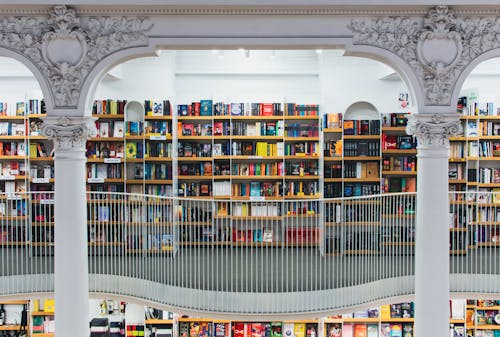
294,323,306,337
125,142,137,159
110,100,118,115
44,298,55,313
380,305,391,319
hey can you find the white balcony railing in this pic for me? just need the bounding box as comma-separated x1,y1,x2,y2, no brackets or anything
0,191,497,316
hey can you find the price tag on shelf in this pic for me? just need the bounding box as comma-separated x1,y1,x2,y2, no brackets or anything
149,135,167,141
250,196,266,202
248,156,263,159
32,178,50,184
103,158,121,164
87,178,105,183
40,199,55,205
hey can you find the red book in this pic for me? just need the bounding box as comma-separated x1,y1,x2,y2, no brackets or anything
261,103,274,116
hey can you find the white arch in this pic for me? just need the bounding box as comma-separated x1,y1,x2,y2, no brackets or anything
0,47,54,110
452,48,500,109
343,43,423,114
78,43,159,116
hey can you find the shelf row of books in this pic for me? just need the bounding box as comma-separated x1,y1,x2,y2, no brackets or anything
381,134,416,151
177,101,318,117
458,95,498,116
343,120,380,136
0,99,45,117
478,141,500,157
382,157,416,172
93,99,172,116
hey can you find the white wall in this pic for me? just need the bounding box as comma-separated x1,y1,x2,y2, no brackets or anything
320,51,414,115
93,50,412,116
460,57,500,106
94,52,176,101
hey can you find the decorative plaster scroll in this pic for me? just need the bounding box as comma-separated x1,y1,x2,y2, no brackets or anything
41,116,96,152
406,114,462,148
348,6,500,106
0,5,152,108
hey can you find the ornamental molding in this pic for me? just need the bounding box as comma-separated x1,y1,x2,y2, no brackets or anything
5,7,500,17
4,5,500,17
0,5,152,108
41,116,97,152
406,114,462,148
348,5,500,106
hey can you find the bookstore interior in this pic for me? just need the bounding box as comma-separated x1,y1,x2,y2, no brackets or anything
1,48,500,336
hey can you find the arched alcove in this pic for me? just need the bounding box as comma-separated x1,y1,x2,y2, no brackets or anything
344,101,380,120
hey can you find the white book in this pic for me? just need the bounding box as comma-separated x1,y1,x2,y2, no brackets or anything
246,123,256,136
468,142,478,157
262,228,273,242
17,142,26,156
5,181,15,194
450,299,466,319
96,164,107,179
99,122,109,138
212,143,222,156
113,121,124,137
43,165,52,179
13,123,25,136
283,323,295,337
277,120,285,136
276,142,284,156
255,122,261,136
356,162,363,178
0,122,8,135
335,204,341,223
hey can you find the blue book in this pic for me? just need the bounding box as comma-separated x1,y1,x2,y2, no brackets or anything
250,182,261,197
200,100,213,116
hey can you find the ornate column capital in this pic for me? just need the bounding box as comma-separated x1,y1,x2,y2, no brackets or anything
41,116,96,155
406,113,462,151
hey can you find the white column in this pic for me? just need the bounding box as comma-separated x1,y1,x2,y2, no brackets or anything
407,113,462,337
42,116,96,337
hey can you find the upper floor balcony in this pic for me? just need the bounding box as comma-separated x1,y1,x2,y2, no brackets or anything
0,191,497,317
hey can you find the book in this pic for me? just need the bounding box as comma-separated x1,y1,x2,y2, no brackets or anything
389,324,402,337
262,228,273,242
465,120,478,136
125,142,137,158
353,325,367,337
113,121,124,137
200,100,213,116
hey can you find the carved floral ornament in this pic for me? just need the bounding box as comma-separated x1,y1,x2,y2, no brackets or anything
0,5,152,108
348,6,500,106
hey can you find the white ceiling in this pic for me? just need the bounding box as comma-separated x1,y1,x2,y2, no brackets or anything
0,50,498,79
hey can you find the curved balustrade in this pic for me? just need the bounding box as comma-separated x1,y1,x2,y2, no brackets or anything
0,191,497,315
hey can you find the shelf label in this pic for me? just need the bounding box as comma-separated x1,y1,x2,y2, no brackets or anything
40,199,55,205
0,175,15,181
32,178,50,184
149,135,166,141
248,156,263,159
250,196,266,201
104,158,121,164
88,178,105,183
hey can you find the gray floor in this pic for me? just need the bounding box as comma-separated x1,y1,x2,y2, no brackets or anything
0,247,497,293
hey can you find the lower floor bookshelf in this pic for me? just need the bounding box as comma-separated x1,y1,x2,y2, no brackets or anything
18,298,500,337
